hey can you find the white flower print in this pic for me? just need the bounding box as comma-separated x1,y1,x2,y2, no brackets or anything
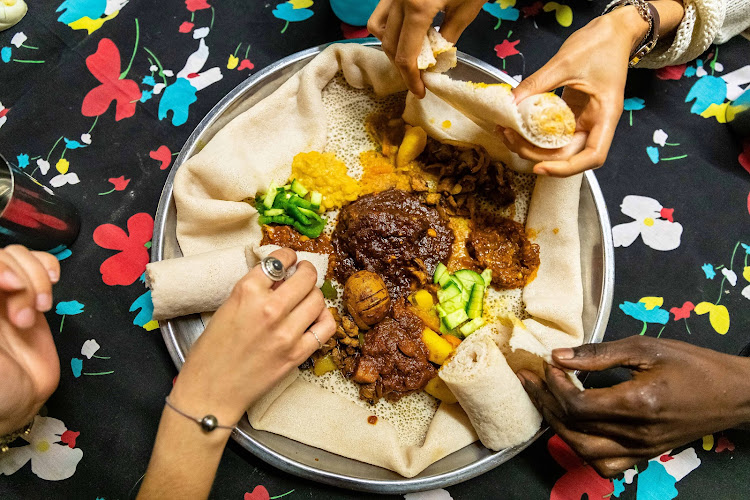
612,195,683,251
81,339,100,359
0,416,83,481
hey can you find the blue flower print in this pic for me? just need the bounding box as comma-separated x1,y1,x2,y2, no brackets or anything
16,154,29,168
273,2,314,34
741,243,750,255
620,301,669,325
56,0,106,25
63,138,87,149
1,47,11,63
702,263,716,279
129,290,154,328
482,2,520,30
139,90,153,103
49,245,72,261
71,358,83,378
142,75,156,86
685,75,727,115
646,146,660,164
623,97,645,126
158,78,198,126
56,300,84,333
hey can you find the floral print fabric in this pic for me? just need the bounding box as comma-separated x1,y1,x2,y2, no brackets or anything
0,1,748,498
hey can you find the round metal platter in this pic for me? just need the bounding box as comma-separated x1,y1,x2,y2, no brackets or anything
151,40,615,494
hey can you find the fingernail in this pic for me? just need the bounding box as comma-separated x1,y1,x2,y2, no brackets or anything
1,271,23,290
14,307,35,329
554,348,574,360
48,269,59,284
36,293,52,312
516,373,526,384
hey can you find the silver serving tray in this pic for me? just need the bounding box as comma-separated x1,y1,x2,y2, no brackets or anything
151,40,614,494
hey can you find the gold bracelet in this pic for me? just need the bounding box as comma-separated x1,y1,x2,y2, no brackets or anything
1,418,34,453
603,0,661,68
164,396,235,432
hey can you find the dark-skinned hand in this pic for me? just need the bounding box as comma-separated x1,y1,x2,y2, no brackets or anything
518,336,750,477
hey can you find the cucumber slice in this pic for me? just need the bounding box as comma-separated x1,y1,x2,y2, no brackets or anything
443,308,469,330
439,320,452,335
310,191,323,210
467,284,484,319
437,282,461,303
291,179,308,197
445,276,464,291
461,283,472,304
263,208,284,217
437,273,451,288
262,182,279,210
433,262,448,284
435,304,447,318
453,269,484,290
481,269,492,286
459,317,486,336
441,297,466,314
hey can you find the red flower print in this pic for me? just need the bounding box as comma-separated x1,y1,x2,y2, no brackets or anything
548,434,613,500
238,59,254,71
186,0,211,11
245,486,270,500
149,145,173,170
669,301,694,321
341,23,370,39
659,207,674,222
179,21,195,33
93,213,154,286
656,64,687,80
82,39,142,121
739,138,750,174
494,40,520,59
60,430,80,448
716,436,735,453
522,1,543,17
108,176,131,191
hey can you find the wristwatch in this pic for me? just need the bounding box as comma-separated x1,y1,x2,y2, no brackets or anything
603,0,661,68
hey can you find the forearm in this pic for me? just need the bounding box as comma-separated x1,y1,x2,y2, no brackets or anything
607,0,685,53
731,355,750,430
137,405,231,499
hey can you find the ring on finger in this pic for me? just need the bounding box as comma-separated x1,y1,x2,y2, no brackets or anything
308,329,323,350
260,256,286,282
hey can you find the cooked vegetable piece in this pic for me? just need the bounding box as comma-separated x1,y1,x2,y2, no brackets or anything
320,280,337,300
344,271,391,329
313,355,337,376
310,191,323,210
422,328,454,365
424,376,458,404
396,126,428,168
413,290,434,309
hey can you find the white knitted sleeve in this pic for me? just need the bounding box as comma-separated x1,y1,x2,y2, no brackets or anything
637,0,726,69
714,0,750,43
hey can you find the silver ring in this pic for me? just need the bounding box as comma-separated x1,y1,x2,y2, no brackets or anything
260,256,286,282
309,330,323,350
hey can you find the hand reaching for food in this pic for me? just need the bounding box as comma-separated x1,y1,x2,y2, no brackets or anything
0,245,61,436
502,0,686,176
140,248,335,499
367,0,486,97
169,247,336,426
517,336,750,478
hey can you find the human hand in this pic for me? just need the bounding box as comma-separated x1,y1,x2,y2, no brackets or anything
368,0,486,97
500,8,646,177
169,248,336,427
0,245,61,435
518,336,750,477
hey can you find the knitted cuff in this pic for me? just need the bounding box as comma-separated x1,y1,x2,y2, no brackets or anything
636,0,726,69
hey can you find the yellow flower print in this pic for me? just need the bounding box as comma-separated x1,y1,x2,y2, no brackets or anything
289,0,313,8
694,302,730,335
56,158,69,174
227,54,239,70
639,296,663,310
744,266,750,282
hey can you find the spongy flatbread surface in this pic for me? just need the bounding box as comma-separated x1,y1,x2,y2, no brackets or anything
170,44,584,477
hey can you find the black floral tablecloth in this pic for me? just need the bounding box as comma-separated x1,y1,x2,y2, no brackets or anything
1,1,749,499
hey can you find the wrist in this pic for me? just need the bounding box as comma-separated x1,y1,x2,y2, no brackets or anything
169,374,245,428
603,5,651,54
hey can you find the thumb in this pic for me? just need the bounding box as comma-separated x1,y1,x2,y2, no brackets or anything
512,59,567,104
552,337,659,372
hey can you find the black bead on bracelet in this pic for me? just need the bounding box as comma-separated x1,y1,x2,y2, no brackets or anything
164,396,235,432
